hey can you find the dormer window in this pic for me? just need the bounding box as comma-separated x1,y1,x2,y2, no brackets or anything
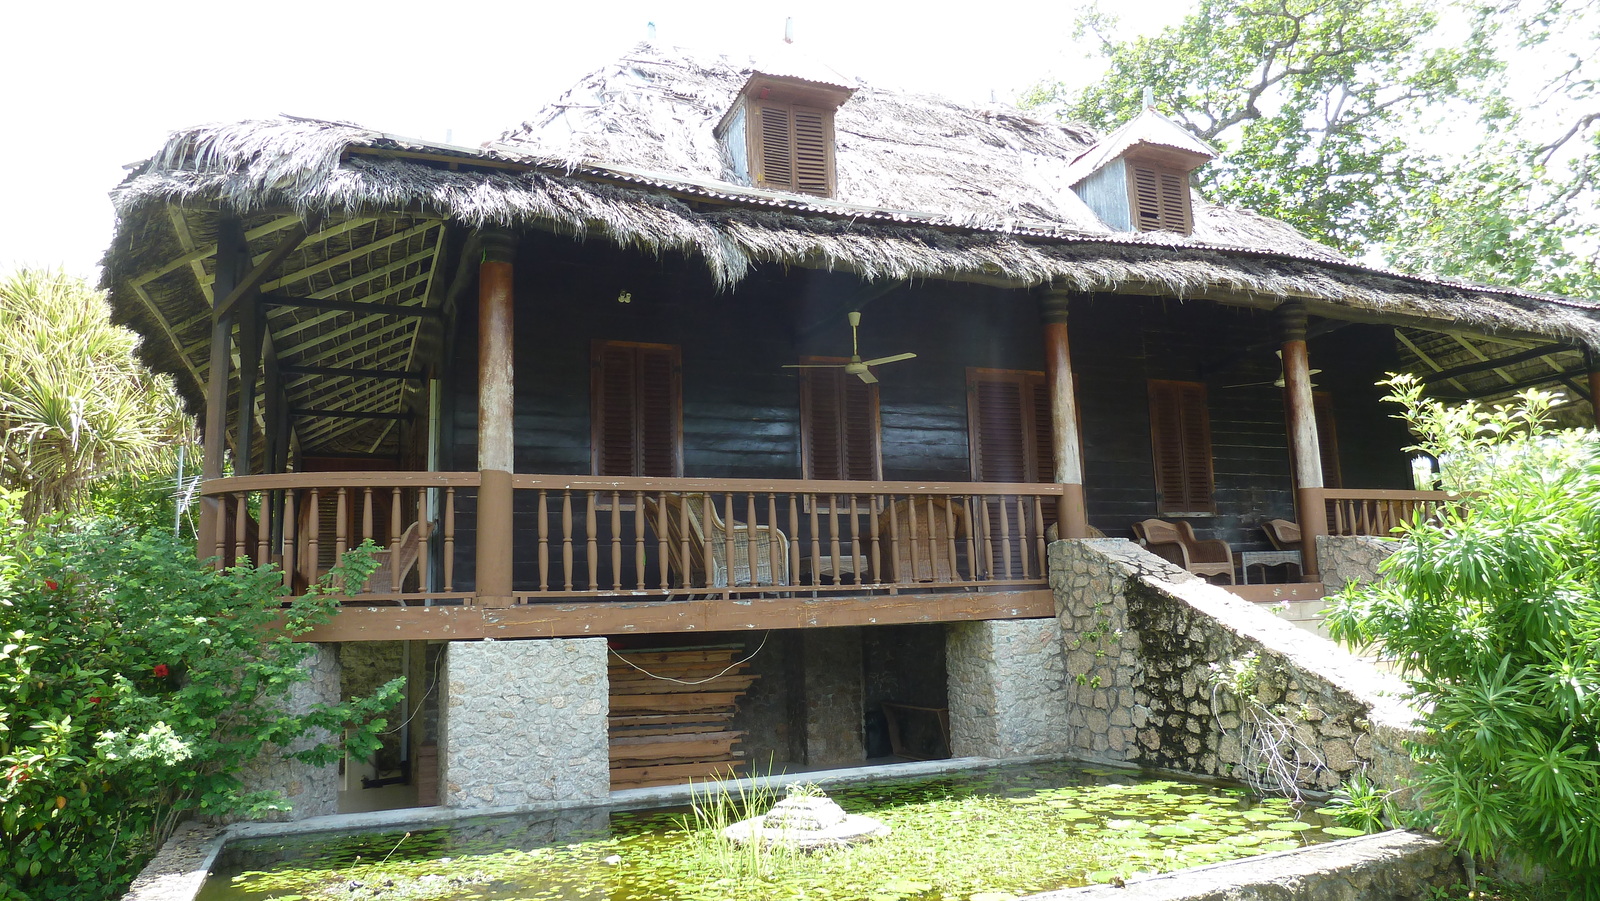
1065,107,1218,237
718,73,854,198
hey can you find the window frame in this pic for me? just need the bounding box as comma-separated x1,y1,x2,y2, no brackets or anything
589,339,684,478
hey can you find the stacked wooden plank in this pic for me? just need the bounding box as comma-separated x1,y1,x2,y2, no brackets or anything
609,646,757,789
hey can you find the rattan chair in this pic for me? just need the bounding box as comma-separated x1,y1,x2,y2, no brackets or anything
643,493,790,588
1132,519,1235,584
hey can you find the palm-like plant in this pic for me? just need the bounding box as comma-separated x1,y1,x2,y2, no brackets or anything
0,268,193,522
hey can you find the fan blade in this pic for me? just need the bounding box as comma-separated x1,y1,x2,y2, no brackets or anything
781,363,850,369
855,368,879,384
860,352,916,367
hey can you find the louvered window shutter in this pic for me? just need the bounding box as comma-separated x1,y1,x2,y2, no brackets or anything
1130,162,1192,235
1148,380,1214,513
592,342,681,477
752,101,834,196
801,366,880,480
968,370,1054,484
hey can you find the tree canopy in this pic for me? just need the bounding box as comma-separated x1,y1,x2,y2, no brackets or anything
1027,0,1600,298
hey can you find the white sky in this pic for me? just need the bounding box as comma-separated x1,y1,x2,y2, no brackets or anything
0,0,1201,280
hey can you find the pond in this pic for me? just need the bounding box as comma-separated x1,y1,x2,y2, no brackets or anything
200,761,1366,901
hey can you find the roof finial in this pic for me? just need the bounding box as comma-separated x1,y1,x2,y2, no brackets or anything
1142,86,1155,109
646,20,656,41
784,17,794,44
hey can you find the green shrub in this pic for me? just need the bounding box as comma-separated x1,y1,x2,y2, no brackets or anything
1326,376,1600,899
0,490,400,899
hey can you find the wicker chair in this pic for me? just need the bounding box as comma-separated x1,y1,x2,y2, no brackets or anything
643,493,790,588
1261,519,1302,552
1132,519,1235,584
878,496,969,583
363,520,423,594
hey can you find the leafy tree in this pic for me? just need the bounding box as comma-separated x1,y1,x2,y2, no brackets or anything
1325,377,1600,898
0,494,400,900
0,268,193,524
1024,0,1493,254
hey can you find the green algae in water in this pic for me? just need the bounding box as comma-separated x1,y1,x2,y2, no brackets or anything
198,761,1356,901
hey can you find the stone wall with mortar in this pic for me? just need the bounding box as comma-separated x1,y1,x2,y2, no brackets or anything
1317,535,1398,594
947,618,1072,758
440,638,608,808
1052,539,1419,793
233,644,341,821
339,642,405,774
786,627,866,768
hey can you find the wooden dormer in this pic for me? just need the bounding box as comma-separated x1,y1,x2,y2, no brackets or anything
1066,108,1217,236
716,74,854,197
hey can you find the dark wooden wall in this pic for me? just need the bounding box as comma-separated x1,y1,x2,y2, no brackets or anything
442,232,1414,588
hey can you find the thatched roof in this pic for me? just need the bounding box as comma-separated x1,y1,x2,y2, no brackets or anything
101,42,1600,453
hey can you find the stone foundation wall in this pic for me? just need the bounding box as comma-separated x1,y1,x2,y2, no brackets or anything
1317,535,1398,594
1052,540,1419,793
441,638,608,808
233,644,341,821
788,628,866,768
947,618,1071,758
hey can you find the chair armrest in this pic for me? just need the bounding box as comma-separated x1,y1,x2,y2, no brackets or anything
1142,538,1194,569
1191,538,1233,566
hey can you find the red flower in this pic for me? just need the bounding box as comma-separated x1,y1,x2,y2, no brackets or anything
44,579,58,591
152,664,170,678
89,697,101,704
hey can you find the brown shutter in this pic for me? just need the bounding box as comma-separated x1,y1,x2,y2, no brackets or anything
792,108,831,195
756,103,795,190
592,341,681,477
1159,171,1190,232
801,364,880,481
1030,379,1054,484
1148,380,1214,513
1132,164,1163,232
1130,161,1192,235
971,375,1028,482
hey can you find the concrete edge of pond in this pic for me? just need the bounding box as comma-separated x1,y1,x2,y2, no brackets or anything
118,821,227,901
1022,830,1462,901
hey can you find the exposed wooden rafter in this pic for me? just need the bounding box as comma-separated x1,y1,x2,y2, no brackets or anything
215,218,323,320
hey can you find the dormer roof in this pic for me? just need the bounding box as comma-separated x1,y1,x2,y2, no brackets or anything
1063,107,1219,187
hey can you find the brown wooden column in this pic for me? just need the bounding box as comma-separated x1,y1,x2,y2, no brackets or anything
1040,288,1088,539
1278,301,1326,579
476,230,518,604
198,220,248,556
1587,348,1600,429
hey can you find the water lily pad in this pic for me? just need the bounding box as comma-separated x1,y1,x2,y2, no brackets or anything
1270,820,1315,831
1222,833,1264,846
1106,819,1150,832
1086,869,1130,884
1262,840,1302,852
1254,829,1295,841
1150,823,1197,837
1322,826,1367,837
1241,809,1280,822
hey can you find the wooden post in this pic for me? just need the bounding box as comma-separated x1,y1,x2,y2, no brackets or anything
1278,301,1325,579
1587,348,1600,429
1039,289,1089,539
476,230,517,604
235,295,262,475
198,219,248,557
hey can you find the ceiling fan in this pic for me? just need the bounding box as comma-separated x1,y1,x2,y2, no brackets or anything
1222,350,1321,389
783,311,916,384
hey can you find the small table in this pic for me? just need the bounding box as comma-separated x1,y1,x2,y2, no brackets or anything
1240,550,1302,584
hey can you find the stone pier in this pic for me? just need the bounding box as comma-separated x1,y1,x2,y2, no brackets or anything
946,618,1071,758
234,643,342,821
441,638,609,808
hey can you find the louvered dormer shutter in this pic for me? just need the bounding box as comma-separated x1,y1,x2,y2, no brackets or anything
1147,379,1214,513
752,101,835,197
1130,162,1193,234
592,341,682,477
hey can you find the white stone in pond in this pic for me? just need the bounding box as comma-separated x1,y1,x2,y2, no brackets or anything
722,793,889,850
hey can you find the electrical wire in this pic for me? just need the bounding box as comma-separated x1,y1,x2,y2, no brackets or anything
608,631,770,684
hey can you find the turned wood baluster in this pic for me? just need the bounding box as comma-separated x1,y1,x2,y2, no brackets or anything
389,488,402,593
306,488,321,582
963,497,978,581
722,494,737,592
234,494,248,564
586,492,599,590
415,490,429,596
944,496,959,581
334,487,349,565
767,493,780,585
256,493,271,570
635,491,648,591
868,498,882,586
906,495,921,582
211,492,228,565
886,499,902,586
362,487,374,546
685,496,698,589
849,496,864,582
442,487,456,592
655,493,669,589
611,491,623,591
746,493,760,586
1015,497,1030,579
282,491,297,590
537,490,549,592
808,496,822,587
977,496,995,581
702,494,717,591
1033,496,1047,579
787,494,801,586
561,489,574,592
828,499,841,582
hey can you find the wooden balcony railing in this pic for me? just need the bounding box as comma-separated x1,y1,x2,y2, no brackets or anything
202,473,1065,606
202,471,478,605
1314,488,1454,537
